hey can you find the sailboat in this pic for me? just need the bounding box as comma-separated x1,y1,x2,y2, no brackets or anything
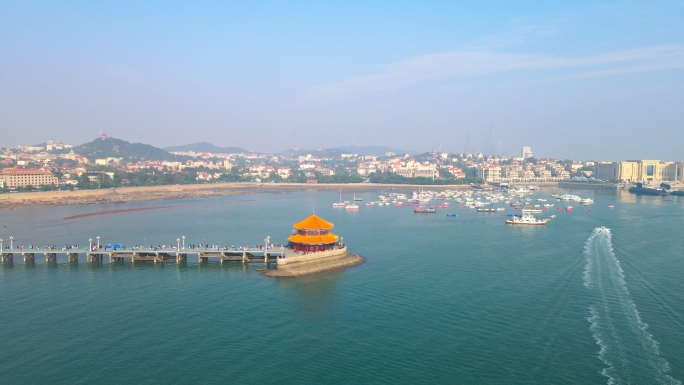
333,189,345,207
345,193,359,210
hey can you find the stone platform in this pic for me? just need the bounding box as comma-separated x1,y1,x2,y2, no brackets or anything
264,247,363,278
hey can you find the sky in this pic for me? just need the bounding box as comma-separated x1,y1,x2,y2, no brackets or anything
1,1,683,160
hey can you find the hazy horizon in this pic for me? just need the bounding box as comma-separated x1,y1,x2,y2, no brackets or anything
2,1,683,161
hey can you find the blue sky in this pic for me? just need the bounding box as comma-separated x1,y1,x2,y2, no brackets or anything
1,1,683,159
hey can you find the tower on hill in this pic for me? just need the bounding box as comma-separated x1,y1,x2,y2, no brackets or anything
522,146,533,159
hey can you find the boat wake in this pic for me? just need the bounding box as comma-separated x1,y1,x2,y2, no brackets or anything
583,228,681,385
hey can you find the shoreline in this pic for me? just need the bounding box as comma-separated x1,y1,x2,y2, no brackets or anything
0,182,482,211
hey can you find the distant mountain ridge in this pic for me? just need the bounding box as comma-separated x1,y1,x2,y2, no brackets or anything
333,145,414,156
275,145,414,158
164,142,249,154
59,139,413,160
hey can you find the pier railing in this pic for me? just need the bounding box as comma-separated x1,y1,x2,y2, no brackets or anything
0,245,287,264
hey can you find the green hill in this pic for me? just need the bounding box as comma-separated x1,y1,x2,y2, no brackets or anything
73,137,179,161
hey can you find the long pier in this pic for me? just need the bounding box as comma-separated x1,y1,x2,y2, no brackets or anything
0,245,285,265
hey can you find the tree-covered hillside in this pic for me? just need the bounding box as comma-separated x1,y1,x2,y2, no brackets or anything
73,138,180,161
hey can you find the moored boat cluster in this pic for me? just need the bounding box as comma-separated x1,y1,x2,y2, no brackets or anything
334,186,605,226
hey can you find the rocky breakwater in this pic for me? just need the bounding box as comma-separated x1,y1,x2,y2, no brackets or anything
264,247,363,278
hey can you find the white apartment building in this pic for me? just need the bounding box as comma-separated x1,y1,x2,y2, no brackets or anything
0,168,58,188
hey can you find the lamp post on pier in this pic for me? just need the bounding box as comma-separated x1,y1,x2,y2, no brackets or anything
264,236,270,251
96,236,100,250
0,239,3,251
176,238,180,251
10,236,14,250
89,238,92,251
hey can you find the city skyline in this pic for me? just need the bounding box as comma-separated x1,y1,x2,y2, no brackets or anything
1,2,683,160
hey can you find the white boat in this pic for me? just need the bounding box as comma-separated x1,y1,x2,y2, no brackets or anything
505,212,548,225
560,194,583,202
346,194,360,210
333,189,345,207
522,209,543,214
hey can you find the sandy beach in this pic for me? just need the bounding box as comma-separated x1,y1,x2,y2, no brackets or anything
0,182,480,210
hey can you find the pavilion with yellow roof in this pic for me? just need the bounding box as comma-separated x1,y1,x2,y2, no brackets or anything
287,212,341,253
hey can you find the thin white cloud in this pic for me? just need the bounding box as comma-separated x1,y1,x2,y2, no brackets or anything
304,45,684,102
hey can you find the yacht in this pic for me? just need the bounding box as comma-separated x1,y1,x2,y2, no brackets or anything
346,194,360,210
522,207,543,213
560,194,583,202
333,190,346,207
414,207,436,213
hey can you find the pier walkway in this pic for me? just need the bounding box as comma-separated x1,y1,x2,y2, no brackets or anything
0,245,286,264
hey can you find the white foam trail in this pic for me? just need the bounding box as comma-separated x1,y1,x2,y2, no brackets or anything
584,228,681,385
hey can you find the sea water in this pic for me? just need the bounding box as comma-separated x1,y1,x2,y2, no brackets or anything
0,188,682,384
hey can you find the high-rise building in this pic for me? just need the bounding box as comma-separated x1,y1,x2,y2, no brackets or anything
522,146,533,159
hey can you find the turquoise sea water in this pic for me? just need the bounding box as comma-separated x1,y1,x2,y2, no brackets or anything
0,188,683,384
